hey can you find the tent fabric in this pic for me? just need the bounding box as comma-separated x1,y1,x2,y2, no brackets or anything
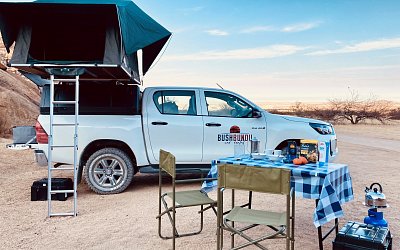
104,23,122,65
0,0,171,78
10,25,31,65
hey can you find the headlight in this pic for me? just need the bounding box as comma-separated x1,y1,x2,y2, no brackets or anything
309,123,334,135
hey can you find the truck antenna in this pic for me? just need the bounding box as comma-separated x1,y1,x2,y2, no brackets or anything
216,83,224,89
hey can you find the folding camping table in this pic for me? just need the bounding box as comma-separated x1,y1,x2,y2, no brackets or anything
202,156,354,250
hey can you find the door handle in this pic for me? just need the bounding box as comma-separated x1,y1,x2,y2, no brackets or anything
205,122,221,127
151,121,168,125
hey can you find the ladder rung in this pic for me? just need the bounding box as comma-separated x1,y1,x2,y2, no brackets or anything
50,167,75,171
48,74,79,218
52,123,79,126
52,101,77,104
50,212,76,217
50,190,75,194
54,79,78,82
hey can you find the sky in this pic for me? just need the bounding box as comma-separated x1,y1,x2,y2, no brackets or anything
136,0,400,105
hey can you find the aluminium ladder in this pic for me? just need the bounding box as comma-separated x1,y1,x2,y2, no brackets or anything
47,74,79,217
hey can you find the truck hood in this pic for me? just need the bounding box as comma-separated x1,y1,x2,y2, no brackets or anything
279,115,330,125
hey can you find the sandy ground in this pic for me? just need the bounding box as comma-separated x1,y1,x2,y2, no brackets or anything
1,124,399,250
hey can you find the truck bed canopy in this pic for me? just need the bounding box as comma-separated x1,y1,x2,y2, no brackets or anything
0,0,171,81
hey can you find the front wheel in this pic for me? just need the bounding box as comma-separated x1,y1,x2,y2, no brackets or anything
84,148,134,194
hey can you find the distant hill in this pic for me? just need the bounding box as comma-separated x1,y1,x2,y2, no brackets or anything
0,41,40,138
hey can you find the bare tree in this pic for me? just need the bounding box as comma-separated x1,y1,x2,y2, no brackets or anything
389,107,400,120
290,101,306,117
329,89,394,124
311,107,339,122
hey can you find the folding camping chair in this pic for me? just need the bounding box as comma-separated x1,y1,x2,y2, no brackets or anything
217,164,295,250
157,149,217,250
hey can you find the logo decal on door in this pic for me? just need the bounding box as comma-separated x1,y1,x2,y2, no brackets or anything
218,125,253,144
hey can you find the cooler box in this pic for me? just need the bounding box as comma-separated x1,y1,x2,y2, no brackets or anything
31,178,73,201
333,221,392,250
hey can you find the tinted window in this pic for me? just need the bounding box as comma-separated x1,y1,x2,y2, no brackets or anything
205,91,254,118
153,90,196,115
40,82,141,115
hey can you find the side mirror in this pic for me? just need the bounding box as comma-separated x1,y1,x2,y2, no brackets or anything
252,110,262,118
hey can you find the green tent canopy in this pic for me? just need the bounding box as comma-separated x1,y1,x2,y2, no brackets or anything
0,0,171,81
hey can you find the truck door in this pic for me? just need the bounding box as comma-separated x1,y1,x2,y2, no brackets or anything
145,89,203,163
201,90,267,162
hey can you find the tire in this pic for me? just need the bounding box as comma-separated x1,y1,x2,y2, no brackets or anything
84,148,134,194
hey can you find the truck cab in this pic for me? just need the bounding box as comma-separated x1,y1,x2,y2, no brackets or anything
143,86,337,164
34,83,338,194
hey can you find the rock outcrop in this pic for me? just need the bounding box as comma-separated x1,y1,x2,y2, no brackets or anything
0,40,40,138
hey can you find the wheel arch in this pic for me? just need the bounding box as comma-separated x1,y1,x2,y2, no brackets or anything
78,139,137,183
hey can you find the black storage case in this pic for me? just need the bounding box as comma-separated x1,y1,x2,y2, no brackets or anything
333,221,392,250
31,178,73,201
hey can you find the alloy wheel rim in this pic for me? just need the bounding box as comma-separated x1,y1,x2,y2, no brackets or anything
89,154,127,192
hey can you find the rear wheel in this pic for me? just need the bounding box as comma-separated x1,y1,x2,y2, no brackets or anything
84,148,134,194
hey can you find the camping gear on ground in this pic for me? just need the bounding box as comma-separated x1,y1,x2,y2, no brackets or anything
0,0,171,82
333,221,392,250
363,183,388,228
250,137,260,154
364,208,388,227
364,183,387,208
31,178,73,201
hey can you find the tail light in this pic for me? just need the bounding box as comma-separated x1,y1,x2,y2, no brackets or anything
35,121,48,144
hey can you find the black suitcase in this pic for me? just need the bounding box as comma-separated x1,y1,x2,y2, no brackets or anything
31,178,73,201
333,221,392,250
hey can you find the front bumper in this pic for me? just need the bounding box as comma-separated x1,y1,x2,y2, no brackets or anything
34,149,48,166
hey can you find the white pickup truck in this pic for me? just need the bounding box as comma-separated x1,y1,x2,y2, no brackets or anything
33,82,338,194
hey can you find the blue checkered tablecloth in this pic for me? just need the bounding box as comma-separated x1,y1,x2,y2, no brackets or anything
201,156,354,227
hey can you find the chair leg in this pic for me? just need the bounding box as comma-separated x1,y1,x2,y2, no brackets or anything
291,195,295,250
231,189,235,249
286,194,290,250
286,237,290,250
173,203,176,250
217,188,222,250
217,189,224,250
200,205,204,232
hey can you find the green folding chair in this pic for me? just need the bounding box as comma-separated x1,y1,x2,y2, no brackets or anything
217,164,295,250
156,149,217,250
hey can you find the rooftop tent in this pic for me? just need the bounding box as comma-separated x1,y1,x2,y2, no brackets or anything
0,0,171,82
